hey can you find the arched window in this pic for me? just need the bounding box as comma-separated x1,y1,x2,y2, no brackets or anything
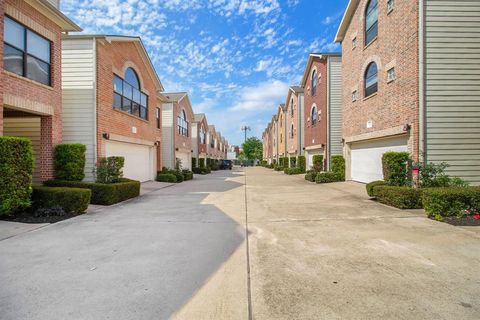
311,70,317,96
200,125,206,144
125,67,140,88
311,105,317,126
177,109,189,136
290,98,294,117
365,0,378,46
291,124,294,138
365,62,378,97
113,67,148,120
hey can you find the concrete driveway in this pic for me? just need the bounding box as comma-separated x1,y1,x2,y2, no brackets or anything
1,167,479,319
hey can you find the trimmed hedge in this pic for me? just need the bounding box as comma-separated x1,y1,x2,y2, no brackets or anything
382,152,411,186
44,179,140,205
158,167,184,182
182,169,194,181
193,167,211,175
192,157,197,168
289,157,297,168
0,136,34,215
305,170,316,182
297,155,306,173
199,158,206,168
284,167,303,175
32,186,91,214
366,180,387,197
54,144,86,181
422,187,480,221
313,154,324,172
331,155,346,181
374,186,423,209
96,156,125,183
156,173,177,183
315,172,343,184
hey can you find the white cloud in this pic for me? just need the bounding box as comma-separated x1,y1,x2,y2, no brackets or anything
230,80,290,111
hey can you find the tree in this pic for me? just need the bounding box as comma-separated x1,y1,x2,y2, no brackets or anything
242,137,263,161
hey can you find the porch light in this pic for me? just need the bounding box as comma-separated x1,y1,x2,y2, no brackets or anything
102,132,110,140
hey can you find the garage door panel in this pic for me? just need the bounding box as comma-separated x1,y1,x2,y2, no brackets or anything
351,136,408,183
176,152,191,170
105,141,154,182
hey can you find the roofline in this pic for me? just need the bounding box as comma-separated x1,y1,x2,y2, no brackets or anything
300,53,341,88
334,0,359,43
26,0,82,31
63,34,164,91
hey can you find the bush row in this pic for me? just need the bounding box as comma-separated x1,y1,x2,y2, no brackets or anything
373,185,423,209
193,167,211,175
315,172,344,184
284,167,303,175
304,170,316,182
32,186,91,214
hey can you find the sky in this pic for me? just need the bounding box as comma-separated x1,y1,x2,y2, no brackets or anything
61,0,349,146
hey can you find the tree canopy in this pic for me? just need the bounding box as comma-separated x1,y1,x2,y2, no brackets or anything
242,137,263,161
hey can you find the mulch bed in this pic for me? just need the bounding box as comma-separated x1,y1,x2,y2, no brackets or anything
0,211,85,224
435,216,480,226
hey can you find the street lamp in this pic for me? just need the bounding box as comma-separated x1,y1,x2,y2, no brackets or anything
241,125,251,142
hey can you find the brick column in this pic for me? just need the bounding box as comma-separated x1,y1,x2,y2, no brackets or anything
40,116,54,181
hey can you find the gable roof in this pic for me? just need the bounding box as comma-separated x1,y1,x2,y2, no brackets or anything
63,34,164,91
285,86,304,108
27,0,81,32
300,53,341,88
163,92,187,103
335,0,360,43
194,113,206,122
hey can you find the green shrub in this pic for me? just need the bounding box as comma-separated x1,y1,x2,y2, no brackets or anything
366,180,387,197
199,158,206,168
284,167,302,175
304,170,316,182
156,173,177,183
422,187,480,221
192,157,197,168
0,137,34,215
182,169,194,181
96,156,125,183
289,157,297,168
54,144,86,181
32,186,91,214
312,155,324,172
374,186,423,209
193,167,210,175
382,152,411,186
315,172,343,184
44,179,140,205
415,161,468,188
274,165,283,171
158,167,184,182
331,155,346,181
297,155,306,173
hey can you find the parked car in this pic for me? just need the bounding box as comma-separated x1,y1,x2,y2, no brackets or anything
220,160,232,170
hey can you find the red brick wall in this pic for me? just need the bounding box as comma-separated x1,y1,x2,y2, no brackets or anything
286,92,301,155
173,98,193,152
95,40,163,169
341,0,419,160
304,57,327,149
197,117,208,155
2,0,63,181
0,1,4,135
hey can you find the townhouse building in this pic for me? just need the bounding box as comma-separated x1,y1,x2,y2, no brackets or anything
207,125,216,160
276,104,287,159
300,53,343,170
271,115,278,162
191,113,208,165
335,0,480,184
62,35,163,182
162,92,194,170
285,86,305,161
1,0,80,183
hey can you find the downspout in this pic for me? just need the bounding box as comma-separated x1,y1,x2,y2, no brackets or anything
93,38,98,179
418,0,426,164
326,57,331,171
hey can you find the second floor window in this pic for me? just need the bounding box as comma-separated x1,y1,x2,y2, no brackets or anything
365,0,378,46
156,107,161,128
291,124,294,138
177,110,189,136
113,68,148,120
365,62,378,97
200,126,206,144
4,16,51,86
311,69,317,96
291,99,294,117
311,106,317,126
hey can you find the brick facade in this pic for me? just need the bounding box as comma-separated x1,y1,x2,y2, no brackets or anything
303,57,328,151
95,39,163,170
173,97,193,154
277,105,286,157
1,0,70,181
339,0,420,162
195,116,208,157
286,88,302,156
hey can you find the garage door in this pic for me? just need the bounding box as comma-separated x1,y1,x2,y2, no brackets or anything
351,136,408,183
105,141,154,182
176,152,191,170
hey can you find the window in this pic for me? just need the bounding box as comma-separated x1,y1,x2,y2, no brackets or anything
311,70,317,96
280,134,282,143
387,67,396,82
291,124,294,138
311,106,317,126
210,134,214,148
387,0,395,12
156,107,161,128
113,68,148,120
352,37,357,49
365,0,378,46
291,99,294,117
200,126,206,144
177,110,189,137
365,62,378,97
352,90,358,102
3,16,51,86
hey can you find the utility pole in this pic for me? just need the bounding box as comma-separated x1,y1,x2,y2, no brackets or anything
241,125,251,143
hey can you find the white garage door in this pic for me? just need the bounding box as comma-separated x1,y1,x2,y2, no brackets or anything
176,151,191,170
351,136,408,183
105,141,154,182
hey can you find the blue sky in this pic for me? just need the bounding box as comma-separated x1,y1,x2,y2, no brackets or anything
61,0,348,146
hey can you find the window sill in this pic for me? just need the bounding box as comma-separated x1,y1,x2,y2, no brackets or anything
364,37,378,51
363,92,378,101
112,108,149,123
3,70,54,91
387,78,396,84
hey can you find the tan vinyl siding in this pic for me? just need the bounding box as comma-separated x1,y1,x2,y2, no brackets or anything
161,103,174,169
61,39,96,181
424,0,480,185
3,118,41,183
328,56,343,168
